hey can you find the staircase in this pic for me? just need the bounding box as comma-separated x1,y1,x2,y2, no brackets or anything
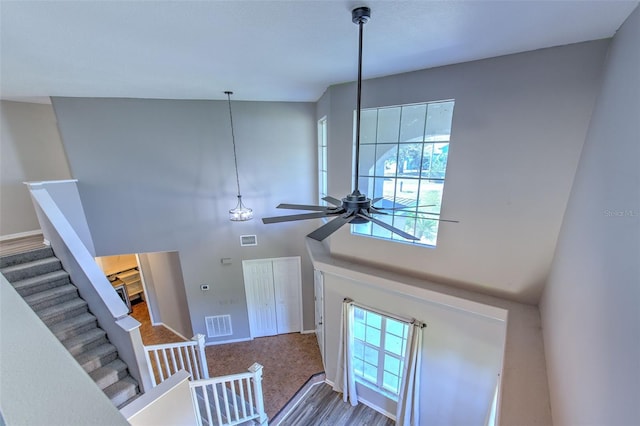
0,246,141,408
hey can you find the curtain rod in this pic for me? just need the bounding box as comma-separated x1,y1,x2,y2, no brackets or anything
344,297,426,328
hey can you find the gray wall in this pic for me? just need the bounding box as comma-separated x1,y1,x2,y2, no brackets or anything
138,251,193,338
52,98,318,342
0,100,71,236
540,6,640,425
317,40,609,304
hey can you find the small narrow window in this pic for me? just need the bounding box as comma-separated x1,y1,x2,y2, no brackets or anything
352,306,409,396
318,117,328,206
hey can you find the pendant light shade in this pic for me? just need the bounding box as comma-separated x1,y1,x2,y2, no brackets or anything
225,91,253,221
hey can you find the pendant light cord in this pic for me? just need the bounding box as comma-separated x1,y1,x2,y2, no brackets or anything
225,91,242,198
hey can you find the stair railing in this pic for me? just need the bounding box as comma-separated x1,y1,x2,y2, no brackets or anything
144,334,209,386
189,363,267,426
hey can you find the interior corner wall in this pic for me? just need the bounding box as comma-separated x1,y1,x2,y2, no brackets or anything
540,6,640,425
321,40,609,304
138,251,192,339
0,100,71,236
51,97,318,342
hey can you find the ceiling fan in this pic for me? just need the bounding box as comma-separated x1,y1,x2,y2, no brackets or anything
262,7,457,242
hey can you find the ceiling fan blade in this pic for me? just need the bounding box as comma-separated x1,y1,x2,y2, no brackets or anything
374,204,436,211
322,196,343,207
358,213,420,241
262,211,329,224
306,214,354,241
393,212,460,223
277,203,333,212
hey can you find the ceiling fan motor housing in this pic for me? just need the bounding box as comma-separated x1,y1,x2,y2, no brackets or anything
343,191,371,224
352,6,371,24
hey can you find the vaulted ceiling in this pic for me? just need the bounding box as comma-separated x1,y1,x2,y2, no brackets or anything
1,1,637,103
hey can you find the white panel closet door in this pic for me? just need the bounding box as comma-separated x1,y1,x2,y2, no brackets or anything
314,269,325,367
242,261,277,338
273,257,301,334
243,257,301,338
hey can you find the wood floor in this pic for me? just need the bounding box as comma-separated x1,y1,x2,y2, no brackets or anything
277,382,395,426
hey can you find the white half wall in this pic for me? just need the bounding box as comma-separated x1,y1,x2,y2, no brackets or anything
540,6,640,425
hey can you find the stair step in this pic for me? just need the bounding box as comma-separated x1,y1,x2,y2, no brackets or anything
89,359,129,390
63,328,108,356
0,246,53,268
36,298,88,326
76,343,119,373
9,270,71,297
50,312,98,341
105,376,139,409
1,256,62,282
23,284,78,311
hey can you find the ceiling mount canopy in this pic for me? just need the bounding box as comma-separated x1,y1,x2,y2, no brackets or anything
225,91,253,222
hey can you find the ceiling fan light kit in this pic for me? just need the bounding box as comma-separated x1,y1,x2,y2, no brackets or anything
261,7,456,241
225,91,253,222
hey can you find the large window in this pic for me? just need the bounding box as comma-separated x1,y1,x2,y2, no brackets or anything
353,306,409,396
318,117,328,206
353,100,455,246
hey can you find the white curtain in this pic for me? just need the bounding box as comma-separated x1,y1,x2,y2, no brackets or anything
396,320,424,426
332,298,358,406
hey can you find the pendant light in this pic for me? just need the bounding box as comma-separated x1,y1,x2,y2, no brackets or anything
225,91,253,221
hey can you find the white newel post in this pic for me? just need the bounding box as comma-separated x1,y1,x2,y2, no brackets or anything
192,334,209,379
249,363,267,425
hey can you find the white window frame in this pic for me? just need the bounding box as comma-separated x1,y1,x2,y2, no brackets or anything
352,100,455,247
318,116,328,206
352,305,409,397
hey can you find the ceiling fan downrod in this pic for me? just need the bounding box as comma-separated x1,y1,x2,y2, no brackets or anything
352,6,370,196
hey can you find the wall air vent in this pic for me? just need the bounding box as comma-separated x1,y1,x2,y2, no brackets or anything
240,235,257,246
205,315,233,338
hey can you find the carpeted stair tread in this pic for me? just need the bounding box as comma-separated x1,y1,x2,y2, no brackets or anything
63,327,108,356
76,342,118,373
8,269,70,297
104,376,139,408
89,359,129,389
49,312,98,341
0,246,53,268
36,297,88,325
23,283,78,311
0,256,61,281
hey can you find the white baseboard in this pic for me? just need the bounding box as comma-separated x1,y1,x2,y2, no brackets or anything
152,322,189,341
205,337,252,346
0,230,42,242
300,329,317,335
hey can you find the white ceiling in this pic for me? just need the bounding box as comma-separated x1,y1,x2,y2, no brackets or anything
1,1,637,103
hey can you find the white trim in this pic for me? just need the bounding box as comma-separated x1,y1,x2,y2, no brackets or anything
156,322,189,341
0,230,43,242
300,329,317,335
24,179,78,188
357,393,397,421
204,336,252,346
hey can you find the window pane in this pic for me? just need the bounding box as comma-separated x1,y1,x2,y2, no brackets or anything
364,346,379,364
425,101,454,141
377,107,401,143
421,144,434,179
395,178,419,207
386,333,404,356
430,143,449,179
386,319,405,337
398,144,423,177
383,371,400,394
366,326,381,346
359,144,376,176
353,358,364,375
384,354,401,376
360,109,378,144
366,311,382,329
400,104,427,142
354,322,365,341
371,215,393,239
363,362,378,383
354,340,365,359
353,220,372,236
375,144,398,177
